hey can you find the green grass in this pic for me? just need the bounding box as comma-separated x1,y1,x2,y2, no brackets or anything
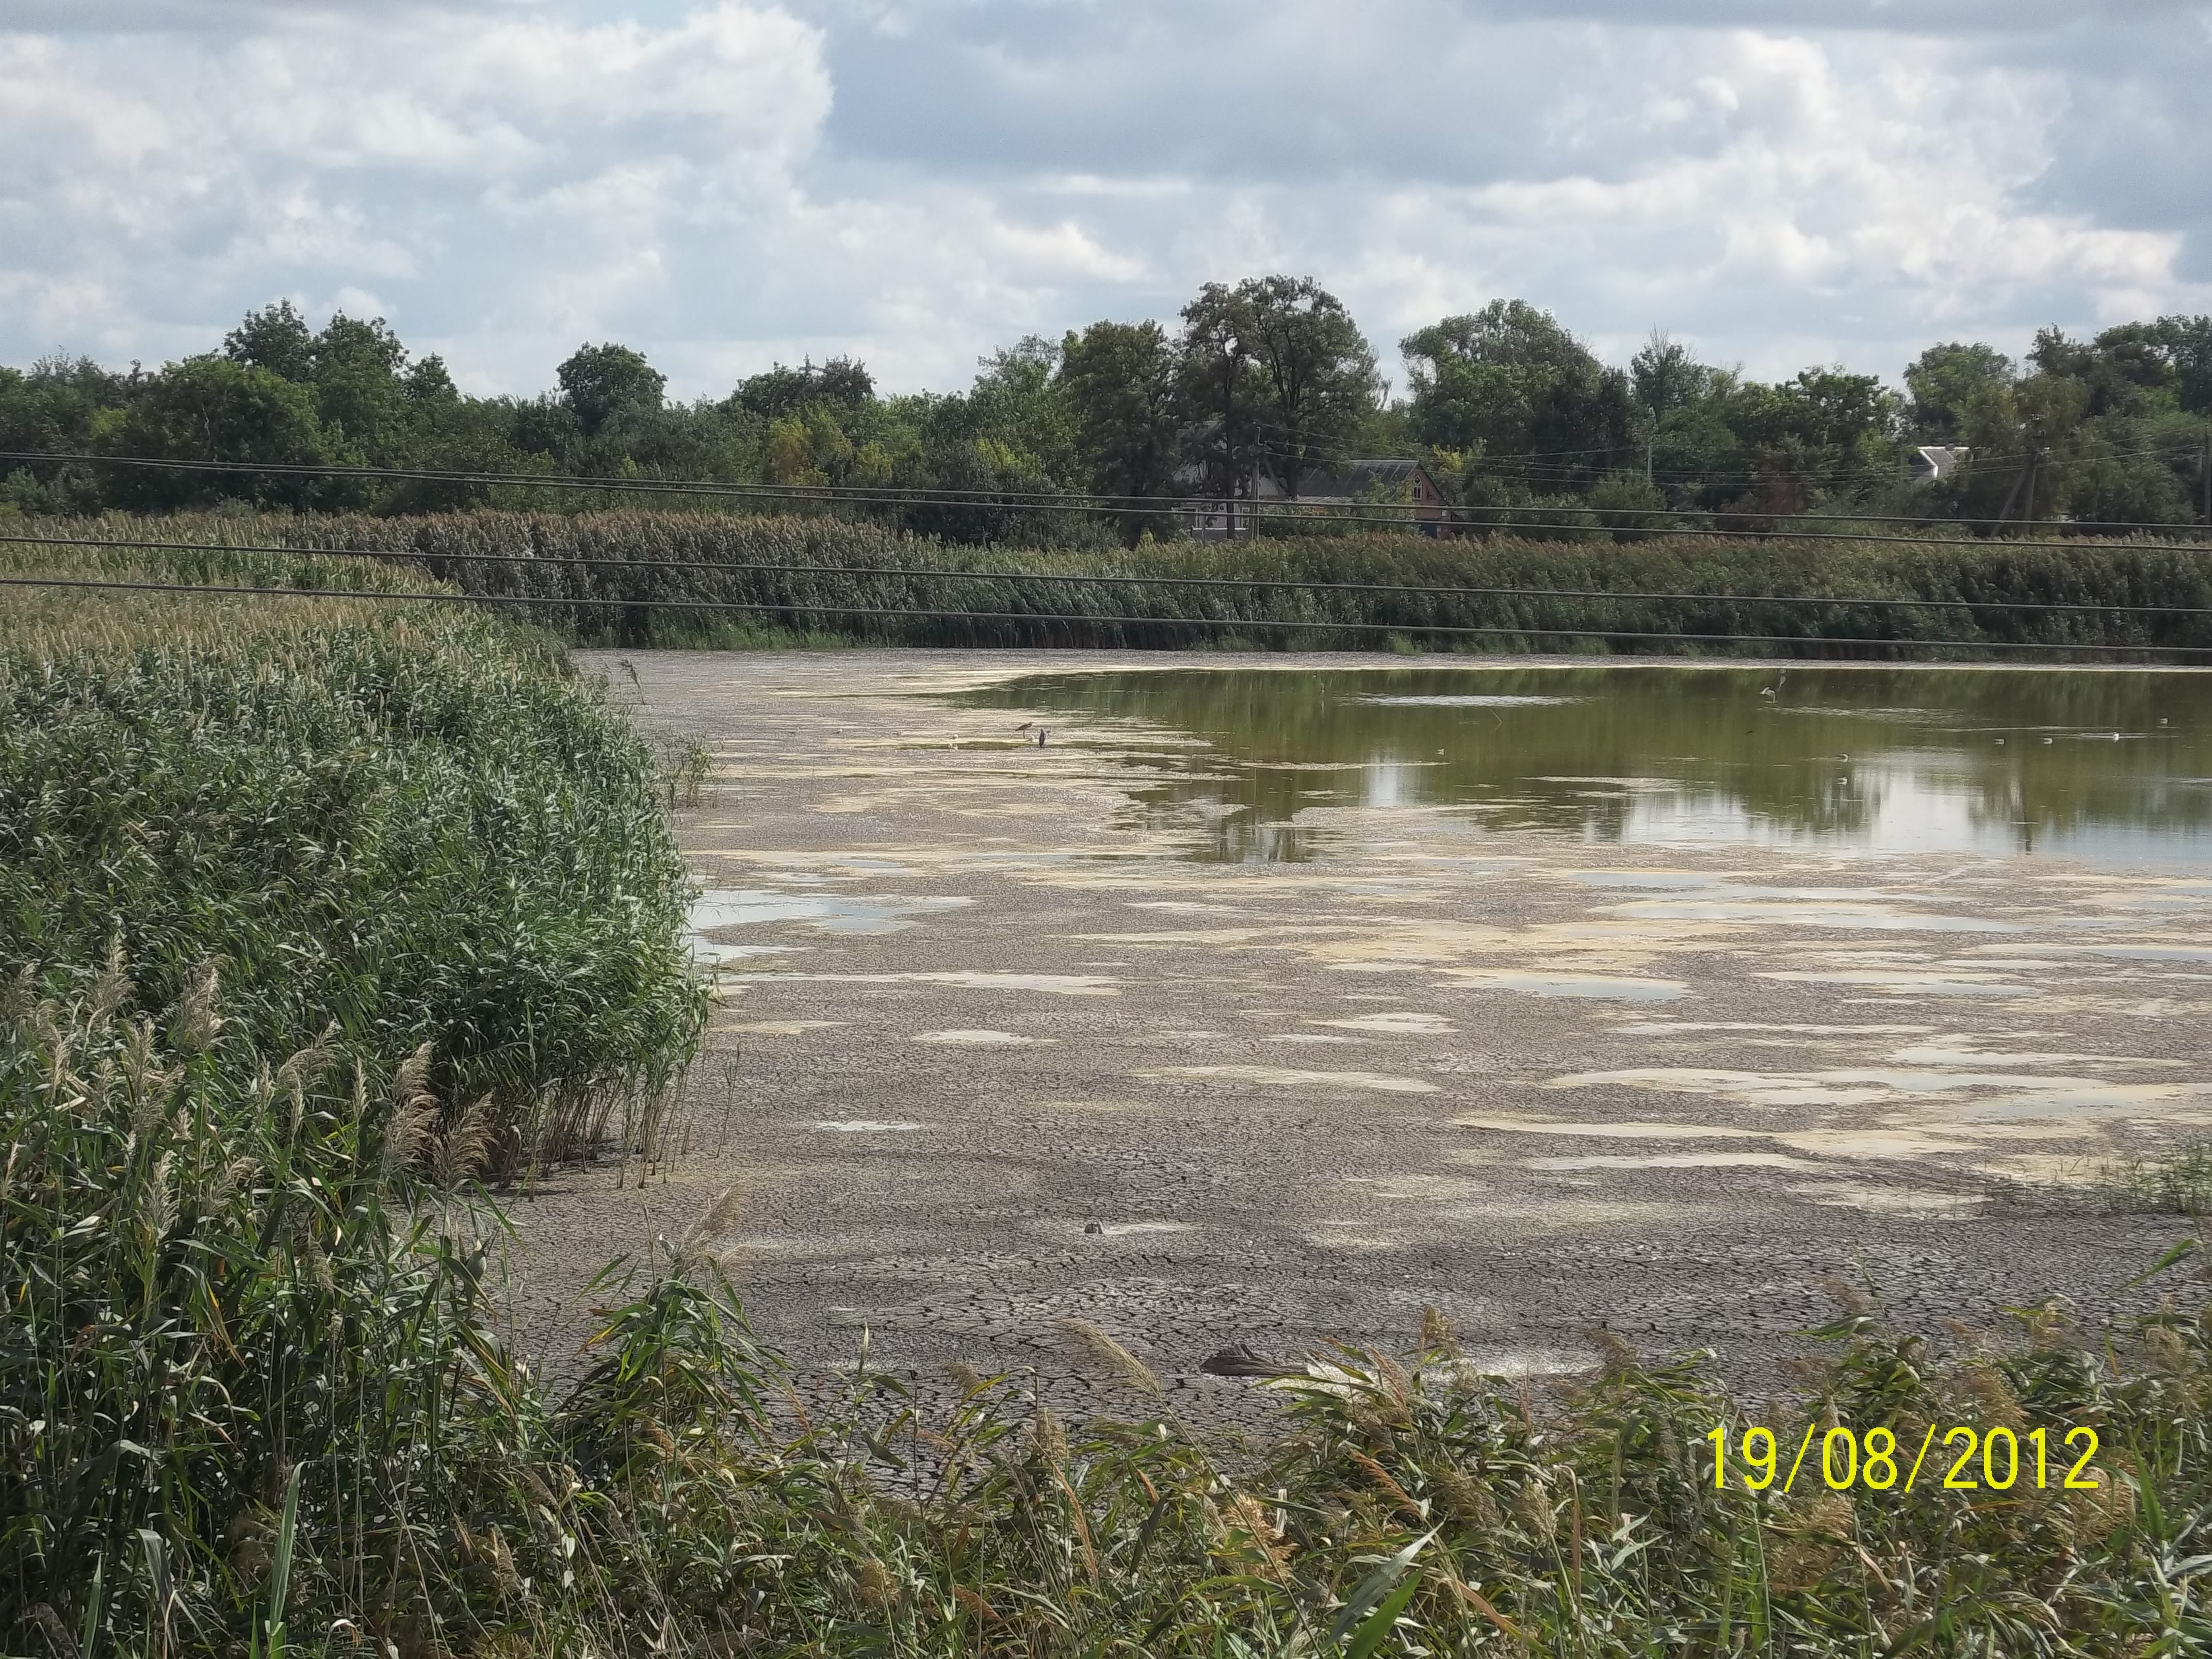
2102,1143,2212,1216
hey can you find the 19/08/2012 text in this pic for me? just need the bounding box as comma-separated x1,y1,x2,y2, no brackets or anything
1707,1425,2102,1495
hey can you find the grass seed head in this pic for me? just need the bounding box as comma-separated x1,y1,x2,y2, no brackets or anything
1058,1318,1164,1403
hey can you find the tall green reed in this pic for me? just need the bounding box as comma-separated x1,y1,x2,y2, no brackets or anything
0,581,705,1167
25,507,2207,656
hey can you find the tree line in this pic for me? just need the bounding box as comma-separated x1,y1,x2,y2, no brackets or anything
4,279,2208,541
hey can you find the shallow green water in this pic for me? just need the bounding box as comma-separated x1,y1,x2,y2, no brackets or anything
958,664,2212,868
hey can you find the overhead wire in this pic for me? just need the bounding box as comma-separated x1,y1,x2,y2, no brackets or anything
4,448,2209,538
10,531,2212,619
8,573,2207,657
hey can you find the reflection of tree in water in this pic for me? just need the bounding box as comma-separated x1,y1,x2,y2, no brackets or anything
959,665,2212,862
1117,772,1325,863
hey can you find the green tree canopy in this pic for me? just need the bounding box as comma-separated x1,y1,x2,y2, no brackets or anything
1058,318,1180,506
1904,342,2013,443
557,343,667,436
1236,274,1379,498
96,355,358,510
1401,300,1632,484
222,301,317,382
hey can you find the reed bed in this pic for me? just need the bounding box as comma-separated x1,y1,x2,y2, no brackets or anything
0,540,706,1166
17,509,2211,656
7,531,2210,1655
7,975,2208,1657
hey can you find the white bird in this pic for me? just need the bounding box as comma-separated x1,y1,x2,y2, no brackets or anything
1994,737,2005,745
2042,737,2055,745
1760,686,1777,699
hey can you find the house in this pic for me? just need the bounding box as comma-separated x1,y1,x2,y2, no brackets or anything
1911,446,1967,485
1179,458,1452,539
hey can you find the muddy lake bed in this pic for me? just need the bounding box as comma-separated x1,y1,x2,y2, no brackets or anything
503,652,2212,1420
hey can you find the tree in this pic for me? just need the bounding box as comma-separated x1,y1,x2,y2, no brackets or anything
223,301,317,382
96,355,358,510
0,355,138,513
314,314,408,380
1058,319,1180,512
732,356,875,420
403,355,459,405
1903,342,2013,443
956,336,1079,485
1629,332,1712,420
1173,282,1264,505
309,314,413,462
1237,275,1379,498
2153,315,2212,415
1172,277,1378,505
557,344,666,436
1401,301,1631,485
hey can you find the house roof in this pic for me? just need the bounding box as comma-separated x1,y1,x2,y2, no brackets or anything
1272,459,1434,500
1912,445,1967,482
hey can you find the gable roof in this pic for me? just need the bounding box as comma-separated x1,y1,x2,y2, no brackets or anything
1271,459,1434,500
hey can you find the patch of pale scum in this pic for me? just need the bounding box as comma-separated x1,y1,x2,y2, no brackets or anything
1096,1221,1195,1237
815,1120,924,1133
1313,1011,1458,1035
730,971,1121,996
1453,1117,1757,1141
1790,1182,1988,1214
1548,1066,2197,1115
1523,1152,1826,1172
1305,1232,1403,1252
1972,1152,2107,1185
913,1029,1054,1047
1344,1173,1498,1203
1885,1040,2188,1071
720,1019,847,1035
1139,1065,1440,1095
1756,971,2034,997
1770,1129,1987,1159
1609,1021,1934,1035
1066,924,1366,947
1268,1033,1372,1045
1438,970,1690,1001
1444,1198,1695,1230
1603,898,2028,934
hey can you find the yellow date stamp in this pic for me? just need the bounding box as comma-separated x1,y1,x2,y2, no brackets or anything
1706,1423,2102,1494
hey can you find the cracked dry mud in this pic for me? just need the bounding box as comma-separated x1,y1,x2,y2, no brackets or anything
496,649,2212,1428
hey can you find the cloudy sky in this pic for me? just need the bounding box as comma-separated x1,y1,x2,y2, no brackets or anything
4,1,2208,399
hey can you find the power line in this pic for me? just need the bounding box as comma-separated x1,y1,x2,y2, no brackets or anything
1249,416,2209,484
8,574,2209,658
6,449,2209,538
12,531,2212,619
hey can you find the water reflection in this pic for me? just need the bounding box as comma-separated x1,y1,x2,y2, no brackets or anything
954,665,2212,868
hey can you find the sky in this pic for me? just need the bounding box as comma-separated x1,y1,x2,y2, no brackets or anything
4,1,2209,400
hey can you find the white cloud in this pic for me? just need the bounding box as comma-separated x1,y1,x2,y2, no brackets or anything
2,1,2208,395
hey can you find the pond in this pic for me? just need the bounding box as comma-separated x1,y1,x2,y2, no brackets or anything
956,663,2212,868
